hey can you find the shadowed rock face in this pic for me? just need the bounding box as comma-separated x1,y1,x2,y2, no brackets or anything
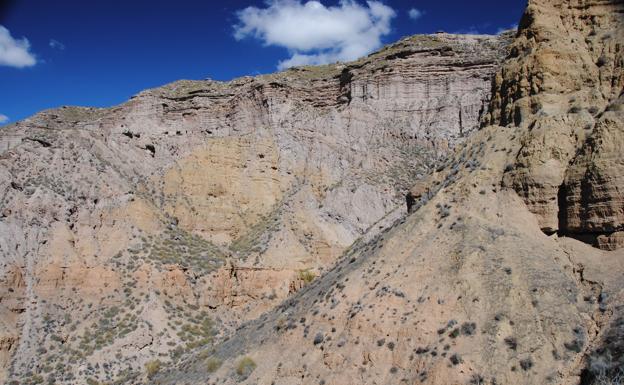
489,0,624,249
0,33,511,383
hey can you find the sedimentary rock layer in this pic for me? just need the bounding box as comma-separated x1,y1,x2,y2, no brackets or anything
0,33,511,384
490,0,624,248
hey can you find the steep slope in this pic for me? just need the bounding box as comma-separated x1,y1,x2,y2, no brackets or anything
155,0,624,384
0,33,511,384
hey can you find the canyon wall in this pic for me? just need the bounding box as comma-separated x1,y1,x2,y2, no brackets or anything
0,33,511,384
155,1,624,385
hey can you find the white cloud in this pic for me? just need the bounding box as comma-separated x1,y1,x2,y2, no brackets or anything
0,25,36,68
234,0,396,70
0,114,9,124
408,8,422,21
49,39,65,50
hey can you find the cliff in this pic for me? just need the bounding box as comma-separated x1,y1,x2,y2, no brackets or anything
153,1,624,384
2,0,623,383
0,32,511,384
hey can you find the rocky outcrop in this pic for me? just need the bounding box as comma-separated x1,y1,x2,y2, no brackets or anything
562,109,624,250
491,0,624,248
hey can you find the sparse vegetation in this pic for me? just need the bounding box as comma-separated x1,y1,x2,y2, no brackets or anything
229,203,282,259
142,226,226,273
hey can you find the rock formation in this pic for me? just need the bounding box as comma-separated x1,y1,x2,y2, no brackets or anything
150,1,623,385
0,33,511,384
1,0,623,384
489,0,624,249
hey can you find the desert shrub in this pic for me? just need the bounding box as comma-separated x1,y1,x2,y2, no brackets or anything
236,356,256,379
450,353,462,365
313,333,324,345
520,358,533,371
583,316,624,384
206,357,222,373
594,369,624,385
596,56,608,67
145,360,161,378
504,337,518,350
461,322,477,336
470,374,485,385
298,269,316,284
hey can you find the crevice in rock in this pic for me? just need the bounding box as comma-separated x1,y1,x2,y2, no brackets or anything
458,106,464,136
405,193,416,213
23,137,52,147
557,182,568,234
338,69,353,105
145,144,156,157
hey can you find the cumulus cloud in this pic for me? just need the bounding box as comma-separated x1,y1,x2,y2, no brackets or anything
0,114,9,124
234,0,396,70
0,25,36,68
408,8,422,21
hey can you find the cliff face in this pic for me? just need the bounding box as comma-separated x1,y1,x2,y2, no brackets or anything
484,0,624,248
3,1,622,383
0,33,511,383
154,1,624,385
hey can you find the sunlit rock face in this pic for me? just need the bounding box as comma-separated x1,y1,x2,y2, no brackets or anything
153,1,624,385
490,0,624,249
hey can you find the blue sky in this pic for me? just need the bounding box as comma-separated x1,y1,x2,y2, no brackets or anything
0,0,526,125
